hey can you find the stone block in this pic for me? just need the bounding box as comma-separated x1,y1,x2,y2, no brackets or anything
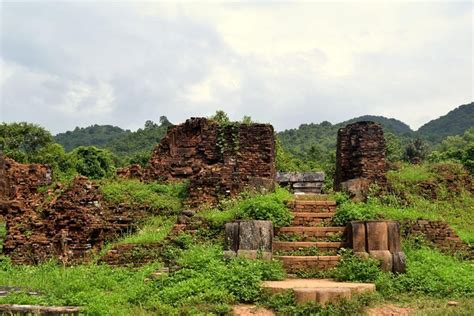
366,221,388,251
354,251,370,259
224,222,240,252
315,288,352,306
223,250,237,259
237,250,272,260
387,221,401,253
294,288,317,304
392,251,406,274
369,250,393,272
238,220,273,252
348,221,366,252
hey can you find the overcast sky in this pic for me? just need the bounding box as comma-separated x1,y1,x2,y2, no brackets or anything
1,1,472,134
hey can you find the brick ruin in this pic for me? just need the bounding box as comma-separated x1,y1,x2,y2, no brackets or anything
0,154,145,264
0,118,276,264
401,220,473,259
334,121,387,192
145,117,276,206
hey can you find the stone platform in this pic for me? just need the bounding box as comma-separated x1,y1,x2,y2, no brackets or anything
263,279,376,306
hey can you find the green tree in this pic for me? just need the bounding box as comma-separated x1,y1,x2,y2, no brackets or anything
384,132,403,162
209,110,230,125
70,146,116,179
429,128,474,174
404,138,428,163
241,116,253,124
30,143,76,180
0,122,54,162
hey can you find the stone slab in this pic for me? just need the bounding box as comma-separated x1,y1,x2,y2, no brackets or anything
262,278,376,295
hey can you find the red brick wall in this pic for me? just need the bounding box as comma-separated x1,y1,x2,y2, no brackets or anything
334,122,387,190
402,220,473,259
146,118,276,206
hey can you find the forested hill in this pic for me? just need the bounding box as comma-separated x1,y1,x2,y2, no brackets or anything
54,117,173,157
340,115,414,137
55,125,130,152
277,115,413,157
417,102,474,143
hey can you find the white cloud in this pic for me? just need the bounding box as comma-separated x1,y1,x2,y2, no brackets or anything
0,1,472,133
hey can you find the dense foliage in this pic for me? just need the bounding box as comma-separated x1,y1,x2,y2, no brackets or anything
418,102,474,144
54,117,173,166
429,128,474,174
70,146,116,179
55,125,129,152
201,186,293,229
0,122,54,162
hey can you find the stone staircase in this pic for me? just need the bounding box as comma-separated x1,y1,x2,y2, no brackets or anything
265,195,376,307
273,196,347,273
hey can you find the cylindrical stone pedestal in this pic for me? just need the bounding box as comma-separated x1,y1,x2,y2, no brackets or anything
224,220,273,259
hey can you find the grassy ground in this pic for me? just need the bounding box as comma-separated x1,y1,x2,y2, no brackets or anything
333,162,474,243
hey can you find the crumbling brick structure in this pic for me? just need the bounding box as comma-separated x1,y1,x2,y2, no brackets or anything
146,118,276,206
0,154,143,264
334,122,387,191
401,220,473,259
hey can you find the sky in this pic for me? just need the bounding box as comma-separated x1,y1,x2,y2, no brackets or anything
0,0,472,134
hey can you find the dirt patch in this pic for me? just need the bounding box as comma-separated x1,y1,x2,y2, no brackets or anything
367,305,412,316
232,305,275,316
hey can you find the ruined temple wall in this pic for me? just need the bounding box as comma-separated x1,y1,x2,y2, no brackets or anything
0,155,143,264
334,122,387,190
146,118,276,206
146,118,275,180
401,220,473,259
146,118,220,180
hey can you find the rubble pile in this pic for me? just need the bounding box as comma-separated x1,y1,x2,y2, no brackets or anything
0,155,143,264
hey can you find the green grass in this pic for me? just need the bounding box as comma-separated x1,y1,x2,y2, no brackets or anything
0,244,286,315
119,216,176,245
335,162,474,243
0,258,161,315
100,179,188,214
0,221,5,253
201,186,293,229
387,163,436,184
374,194,474,243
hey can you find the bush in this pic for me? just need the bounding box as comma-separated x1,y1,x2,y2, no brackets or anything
201,186,293,228
238,194,293,228
329,249,382,282
332,202,379,226
70,146,116,179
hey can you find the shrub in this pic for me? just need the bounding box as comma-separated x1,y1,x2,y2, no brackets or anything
329,249,382,282
201,186,293,228
238,195,293,228
70,146,116,179
332,202,379,226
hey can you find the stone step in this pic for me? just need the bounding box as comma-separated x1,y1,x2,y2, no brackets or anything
279,226,345,236
294,194,330,201
273,241,345,251
289,200,337,206
292,212,336,218
291,212,336,226
263,279,376,306
275,255,341,272
288,200,337,213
